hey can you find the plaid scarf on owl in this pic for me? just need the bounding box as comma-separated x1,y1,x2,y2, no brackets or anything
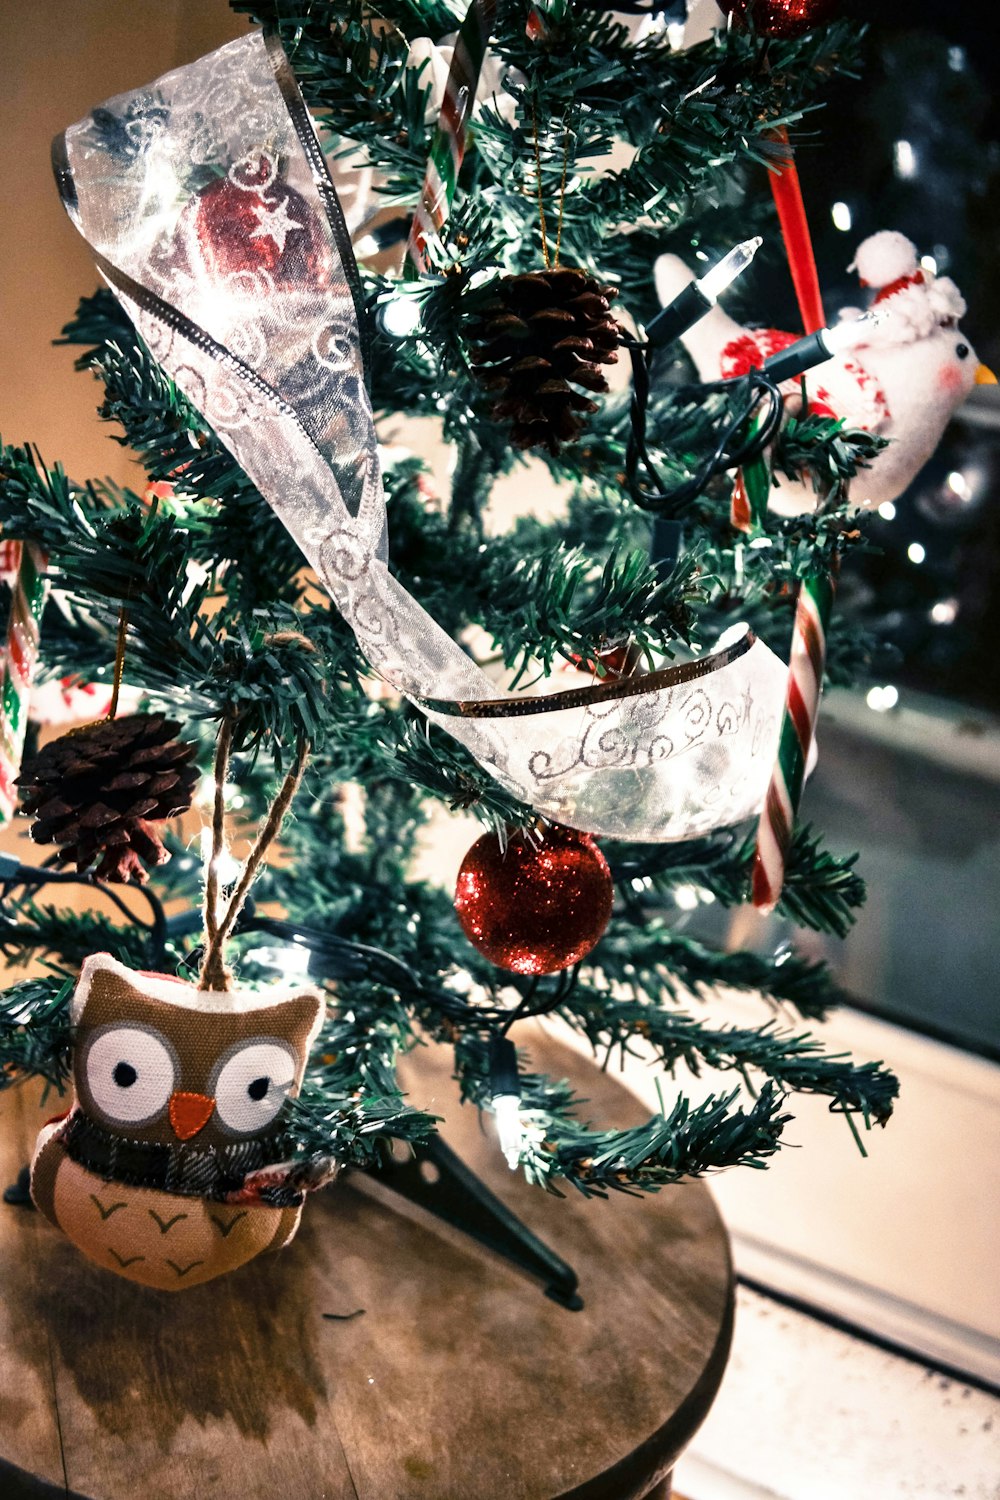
57,1108,308,1207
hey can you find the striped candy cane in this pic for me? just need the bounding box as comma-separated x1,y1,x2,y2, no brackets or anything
748,109,836,911
406,0,497,275
730,440,770,537
767,127,826,339
1,541,48,821
751,569,834,913
733,127,825,541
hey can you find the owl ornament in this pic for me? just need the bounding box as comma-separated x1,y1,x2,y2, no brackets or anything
30,953,328,1290
654,230,996,515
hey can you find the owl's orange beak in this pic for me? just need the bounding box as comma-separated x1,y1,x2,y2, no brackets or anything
169,1090,214,1140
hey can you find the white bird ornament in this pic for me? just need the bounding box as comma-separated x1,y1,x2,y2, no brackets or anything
654,230,996,515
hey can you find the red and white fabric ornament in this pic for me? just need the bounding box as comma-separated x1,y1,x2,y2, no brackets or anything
27,676,142,729
654,230,995,514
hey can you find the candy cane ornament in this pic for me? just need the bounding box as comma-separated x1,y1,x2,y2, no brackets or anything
0,541,48,821
526,0,568,42
751,569,834,913
766,127,826,339
406,0,497,275
747,119,836,911
730,436,770,537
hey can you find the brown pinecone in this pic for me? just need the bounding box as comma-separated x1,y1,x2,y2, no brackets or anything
17,713,198,885
468,267,620,455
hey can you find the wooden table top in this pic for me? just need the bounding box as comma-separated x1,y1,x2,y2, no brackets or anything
0,1026,733,1500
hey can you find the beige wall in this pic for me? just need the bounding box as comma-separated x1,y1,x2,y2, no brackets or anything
0,0,245,482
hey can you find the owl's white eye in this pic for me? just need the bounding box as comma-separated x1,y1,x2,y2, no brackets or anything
212,1038,298,1135
83,1025,177,1126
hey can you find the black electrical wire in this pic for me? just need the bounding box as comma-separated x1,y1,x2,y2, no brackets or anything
622,333,784,515
0,857,168,969
227,910,580,1035
499,966,581,1035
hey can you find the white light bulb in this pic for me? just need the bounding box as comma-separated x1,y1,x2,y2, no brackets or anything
822,309,884,356
907,542,926,565
674,884,700,911
277,944,312,977
878,501,896,521
893,140,917,179
493,1094,523,1171
216,852,243,885
378,295,423,339
199,826,243,891
695,237,763,302
196,774,238,808
931,599,958,625
243,943,311,975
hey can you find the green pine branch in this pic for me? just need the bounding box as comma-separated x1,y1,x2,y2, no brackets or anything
593,918,851,1020
608,822,865,941
559,987,897,1126
0,977,75,1094
0,901,152,972
451,1032,791,1196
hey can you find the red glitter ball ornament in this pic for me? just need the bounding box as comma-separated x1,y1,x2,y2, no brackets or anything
193,151,326,283
454,824,614,976
718,0,838,39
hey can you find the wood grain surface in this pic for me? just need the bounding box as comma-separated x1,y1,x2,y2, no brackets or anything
0,1027,733,1500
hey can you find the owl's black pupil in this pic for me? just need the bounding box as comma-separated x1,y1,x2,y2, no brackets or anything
113,1061,138,1088
957,343,970,359
248,1076,270,1101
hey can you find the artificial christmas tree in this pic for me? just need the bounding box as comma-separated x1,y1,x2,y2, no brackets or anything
2,0,940,1287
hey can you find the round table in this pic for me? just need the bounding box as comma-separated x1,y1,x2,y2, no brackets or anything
0,1028,733,1499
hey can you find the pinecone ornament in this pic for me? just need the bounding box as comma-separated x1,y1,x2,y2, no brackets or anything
468,267,620,455
17,713,198,884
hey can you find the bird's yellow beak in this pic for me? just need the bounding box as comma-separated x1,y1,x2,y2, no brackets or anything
975,363,997,385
